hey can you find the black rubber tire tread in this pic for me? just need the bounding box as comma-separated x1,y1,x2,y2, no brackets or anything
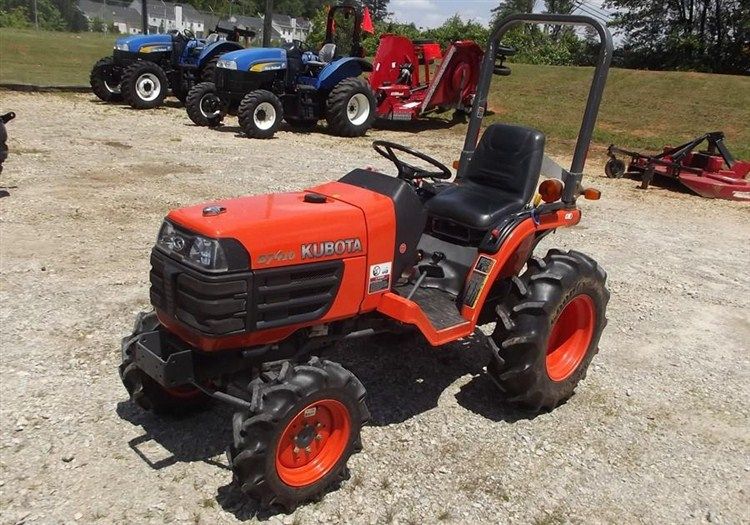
488,249,610,412
237,89,283,139
325,77,377,137
285,117,318,130
119,311,210,415
200,55,219,83
90,56,122,102
121,61,169,109
605,158,626,178
186,82,225,127
228,357,369,511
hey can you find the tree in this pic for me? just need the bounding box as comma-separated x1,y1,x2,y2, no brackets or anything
361,0,389,21
605,0,749,74
491,0,534,26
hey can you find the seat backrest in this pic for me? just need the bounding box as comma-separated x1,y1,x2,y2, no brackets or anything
466,124,546,203
319,43,337,63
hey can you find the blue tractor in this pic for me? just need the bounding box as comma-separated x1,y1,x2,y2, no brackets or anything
185,4,376,138
90,23,255,109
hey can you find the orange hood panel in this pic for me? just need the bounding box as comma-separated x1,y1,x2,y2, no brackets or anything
167,191,367,269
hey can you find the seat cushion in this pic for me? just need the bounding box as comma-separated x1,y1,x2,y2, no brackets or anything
425,180,526,230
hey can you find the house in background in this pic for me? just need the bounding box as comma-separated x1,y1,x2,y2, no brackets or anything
128,1,205,35
77,0,143,34
76,0,310,41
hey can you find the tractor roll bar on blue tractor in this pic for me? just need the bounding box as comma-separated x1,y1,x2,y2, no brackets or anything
457,14,614,205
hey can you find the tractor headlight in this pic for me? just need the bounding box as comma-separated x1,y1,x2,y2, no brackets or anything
156,221,228,272
115,42,129,51
217,59,237,70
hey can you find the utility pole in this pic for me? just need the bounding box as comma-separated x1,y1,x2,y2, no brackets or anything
33,0,39,29
263,0,273,47
141,0,148,34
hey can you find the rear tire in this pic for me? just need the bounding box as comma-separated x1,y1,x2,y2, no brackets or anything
228,357,369,511
90,56,122,102
121,61,169,109
186,82,225,127
238,90,283,139
488,250,609,412
605,158,626,178
119,311,210,415
325,78,377,137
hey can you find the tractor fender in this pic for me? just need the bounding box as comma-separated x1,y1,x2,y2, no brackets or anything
316,58,373,91
197,41,244,66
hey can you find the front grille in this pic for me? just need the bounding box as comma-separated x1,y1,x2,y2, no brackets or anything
150,250,251,336
149,249,343,337
254,262,343,330
215,68,256,95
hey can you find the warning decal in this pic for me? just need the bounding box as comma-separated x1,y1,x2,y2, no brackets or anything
368,262,392,294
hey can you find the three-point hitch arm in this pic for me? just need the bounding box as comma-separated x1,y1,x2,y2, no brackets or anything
457,14,614,205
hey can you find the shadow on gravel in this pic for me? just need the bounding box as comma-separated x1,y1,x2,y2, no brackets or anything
116,400,232,470
327,329,530,426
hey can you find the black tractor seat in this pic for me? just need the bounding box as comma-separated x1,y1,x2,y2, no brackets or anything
425,123,545,242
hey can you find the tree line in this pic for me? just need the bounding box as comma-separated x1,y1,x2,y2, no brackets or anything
1,0,747,74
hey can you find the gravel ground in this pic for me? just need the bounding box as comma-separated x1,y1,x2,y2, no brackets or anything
0,92,748,525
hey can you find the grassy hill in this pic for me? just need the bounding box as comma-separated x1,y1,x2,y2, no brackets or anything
2,28,748,158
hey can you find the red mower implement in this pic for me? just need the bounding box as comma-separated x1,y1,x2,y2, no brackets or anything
605,132,750,201
119,14,613,511
370,35,484,121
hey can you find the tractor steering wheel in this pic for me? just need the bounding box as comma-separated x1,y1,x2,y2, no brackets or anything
372,141,452,181
182,29,196,40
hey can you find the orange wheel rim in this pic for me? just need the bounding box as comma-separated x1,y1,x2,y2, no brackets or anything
275,399,351,487
546,294,596,382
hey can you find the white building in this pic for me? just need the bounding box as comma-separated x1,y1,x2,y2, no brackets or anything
271,13,312,43
128,0,205,35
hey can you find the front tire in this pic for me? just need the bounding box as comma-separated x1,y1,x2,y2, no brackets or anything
325,78,377,137
90,56,122,102
200,55,219,83
229,357,369,510
186,82,225,127
119,311,210,414
121,61,169,109
488,250,609,412
237,90,283,139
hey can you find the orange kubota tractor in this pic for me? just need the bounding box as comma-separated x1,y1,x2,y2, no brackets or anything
120,14,614,511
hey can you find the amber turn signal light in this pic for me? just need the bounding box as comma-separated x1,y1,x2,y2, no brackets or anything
539,179,563,203
582,188,601,200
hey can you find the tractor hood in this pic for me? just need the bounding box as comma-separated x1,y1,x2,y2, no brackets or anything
166,191,367,269
115,33,172,53
218,47,287,72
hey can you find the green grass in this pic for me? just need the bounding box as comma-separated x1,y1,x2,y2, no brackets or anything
1,28,748,158
0,28,114,85
487,62,750,159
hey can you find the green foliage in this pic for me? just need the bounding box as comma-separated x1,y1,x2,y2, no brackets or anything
606,0,749,74
0,5,31,28
90,16,104,32
361,0,389,21
423,14,489,49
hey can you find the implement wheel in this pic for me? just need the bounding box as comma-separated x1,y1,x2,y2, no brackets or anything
229,357,369,511
488,250,609,412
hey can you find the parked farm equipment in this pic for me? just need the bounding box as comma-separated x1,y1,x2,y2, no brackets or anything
0,111,15,175
90,23,255,109
606,132,750,201
185,3,375,138
370,35,484,121
119,14,614,511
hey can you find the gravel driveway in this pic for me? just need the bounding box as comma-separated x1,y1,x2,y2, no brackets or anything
0,92,748,525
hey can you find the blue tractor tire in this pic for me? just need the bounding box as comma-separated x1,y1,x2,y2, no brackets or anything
90,56,122,102
325,78,376,137
186,82,226,127
121,61,169,109
238,90,283,140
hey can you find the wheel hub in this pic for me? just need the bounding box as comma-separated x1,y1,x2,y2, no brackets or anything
275,399,351,487
135,73,161,101
546,294,596,381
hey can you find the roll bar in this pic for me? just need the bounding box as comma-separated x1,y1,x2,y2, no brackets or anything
457,14,614,205
325,3,364,58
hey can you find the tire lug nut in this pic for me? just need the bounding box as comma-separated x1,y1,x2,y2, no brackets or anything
305,446,312,453
315,434,322,441
293,446,300,454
